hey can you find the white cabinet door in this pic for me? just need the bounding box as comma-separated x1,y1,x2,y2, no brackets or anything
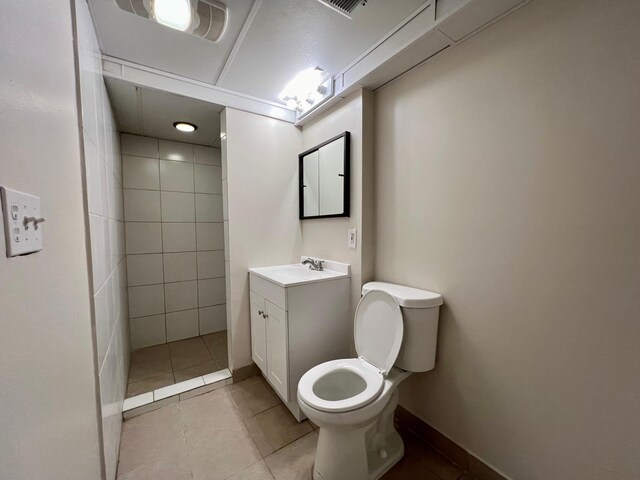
266,301,288,401
250,291,267,374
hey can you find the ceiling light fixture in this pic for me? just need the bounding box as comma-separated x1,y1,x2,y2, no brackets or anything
152,0,192,31
173,121,197,132
280,67,333,118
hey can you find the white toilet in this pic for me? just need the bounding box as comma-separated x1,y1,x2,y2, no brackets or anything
297,281,443,480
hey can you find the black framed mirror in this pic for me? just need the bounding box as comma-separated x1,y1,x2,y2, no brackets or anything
298,131,350,220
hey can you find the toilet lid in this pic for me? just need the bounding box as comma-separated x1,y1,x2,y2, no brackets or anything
354,290,403,375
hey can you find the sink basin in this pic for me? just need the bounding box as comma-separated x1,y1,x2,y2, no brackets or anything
249,258,350,287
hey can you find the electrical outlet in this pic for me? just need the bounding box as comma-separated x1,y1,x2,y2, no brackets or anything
348,228,357,249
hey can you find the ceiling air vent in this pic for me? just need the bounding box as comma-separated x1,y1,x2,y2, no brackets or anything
316,0,367,18
114,0,227,43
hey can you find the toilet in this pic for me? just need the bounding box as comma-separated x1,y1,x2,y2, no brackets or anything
297,281,443,480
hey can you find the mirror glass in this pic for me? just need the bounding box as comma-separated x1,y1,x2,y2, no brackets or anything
299,132,350,219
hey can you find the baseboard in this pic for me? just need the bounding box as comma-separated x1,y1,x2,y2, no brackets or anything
394,406,509,480
232,362,260,383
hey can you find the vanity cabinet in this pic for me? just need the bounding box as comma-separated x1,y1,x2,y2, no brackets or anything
249,291,288,400
249,261,351,421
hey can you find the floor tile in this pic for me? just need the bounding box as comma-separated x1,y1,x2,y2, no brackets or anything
181,391,262,480
117,404,186,476
203,330,227,351
399,425,464,480
210,341,229,367
189,428,262,480
116,458,192,480
173,361,217,383
228,376,281,419
228,460,274,480
126,372,175,398
264,431,318,480
169,337,213,371
128,345,172,382
180,388,246,444
245,404,313,456
381,453,441,480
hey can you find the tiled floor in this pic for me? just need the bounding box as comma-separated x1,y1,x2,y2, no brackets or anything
126,332,228,398
117,375,468,480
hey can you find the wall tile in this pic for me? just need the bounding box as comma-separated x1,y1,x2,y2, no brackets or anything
161,191,195,222
125,222,162,254
126,254,164,286
160,160,195,192
123,189,161,222
222,179,228,221
165,280,198,313
198,278,226,307
162,223,196,252
121,133,158,158
95,284,110,369
196,222,224,251
163,252,197,283
130,314,166,349
128,284,165,318
197,250,225,279
223,221,229,261
194,164,222,194
89,214,105,291
194,145,221,166
85,136,102,215
195,194,223,222
199,305,226,335
122,155,160,190
166,309,199,342
159,139,193,162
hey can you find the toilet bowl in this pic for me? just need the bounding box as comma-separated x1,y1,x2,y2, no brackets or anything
297,282,443,480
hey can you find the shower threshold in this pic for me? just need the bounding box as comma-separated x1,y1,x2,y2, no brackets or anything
123,368,232,419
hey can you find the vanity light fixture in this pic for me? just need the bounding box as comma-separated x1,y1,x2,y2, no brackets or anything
280,67,333,117
152,0,192,31
173,121,197,132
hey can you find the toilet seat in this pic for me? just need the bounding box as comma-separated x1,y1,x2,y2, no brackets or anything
298,358,384,413
298,290,404,414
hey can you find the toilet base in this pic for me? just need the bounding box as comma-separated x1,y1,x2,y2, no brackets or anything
311,390,404,480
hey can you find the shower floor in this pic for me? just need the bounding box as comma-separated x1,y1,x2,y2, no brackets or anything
126,331,228,399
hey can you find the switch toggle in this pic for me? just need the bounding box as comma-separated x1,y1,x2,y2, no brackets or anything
11,204,19,220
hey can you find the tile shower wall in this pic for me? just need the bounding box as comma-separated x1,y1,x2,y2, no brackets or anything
75,1,129,479
121,134,226,350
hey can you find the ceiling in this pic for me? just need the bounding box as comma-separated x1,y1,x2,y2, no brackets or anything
105,77,223,146
89,0,428,105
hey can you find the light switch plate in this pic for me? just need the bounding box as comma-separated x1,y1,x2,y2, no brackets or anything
1,187,44,257
348,228,357,249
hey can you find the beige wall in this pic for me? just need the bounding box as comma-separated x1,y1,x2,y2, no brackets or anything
300,89,376,320
225,109,302,368
374,0,640,478
0,1,103,478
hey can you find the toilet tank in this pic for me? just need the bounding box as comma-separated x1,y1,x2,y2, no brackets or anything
362,282,443,372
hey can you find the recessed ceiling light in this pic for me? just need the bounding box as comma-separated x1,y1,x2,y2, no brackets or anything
153,0,192,32
173,121,197,132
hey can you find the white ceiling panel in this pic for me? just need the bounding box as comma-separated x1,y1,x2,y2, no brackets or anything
105,77,223,146
218,0,427,102
88,0,255,83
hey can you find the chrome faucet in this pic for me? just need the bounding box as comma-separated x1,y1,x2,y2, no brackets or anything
302,258,324,271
